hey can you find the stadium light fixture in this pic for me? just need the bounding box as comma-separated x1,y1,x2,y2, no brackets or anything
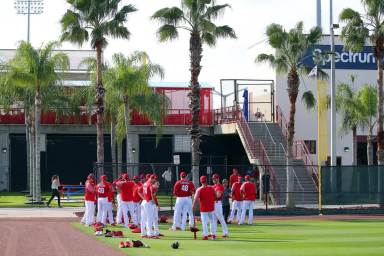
14,0,44,42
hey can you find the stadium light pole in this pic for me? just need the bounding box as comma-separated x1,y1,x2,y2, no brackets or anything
330,0,338,167
14,0,44,43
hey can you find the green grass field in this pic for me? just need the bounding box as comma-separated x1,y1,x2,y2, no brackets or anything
73,218,384,256
0,192,173,208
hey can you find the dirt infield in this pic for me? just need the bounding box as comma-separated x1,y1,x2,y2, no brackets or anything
0,218,123,256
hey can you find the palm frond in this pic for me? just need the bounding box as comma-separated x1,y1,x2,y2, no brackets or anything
302,90,316,110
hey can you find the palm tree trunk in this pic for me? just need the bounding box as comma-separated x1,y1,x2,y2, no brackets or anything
190,32,203,188
286,68,299,208
352,126,357,165
30,109,36,201
123,98,134,171
367,125,373,165
117,141,122,177
111,120,117,180
25,111,31,194
34,90,42,202
95,44,105,178
374,44,384,206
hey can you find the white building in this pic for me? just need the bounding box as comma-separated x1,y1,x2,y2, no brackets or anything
276,35,378,165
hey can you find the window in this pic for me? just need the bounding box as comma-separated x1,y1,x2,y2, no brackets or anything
304,140,316,154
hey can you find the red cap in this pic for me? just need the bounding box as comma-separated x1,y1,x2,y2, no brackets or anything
101,175,107,181
87,174,95,180
133,175,139,180
122,173,129,180
150,174,158,180
180,172,187,178
145,174,151,180
238,176,243,181
245,175,251,181
200,176,207,183
212,173,220,180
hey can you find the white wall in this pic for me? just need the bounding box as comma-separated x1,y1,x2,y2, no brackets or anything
276,36,378,165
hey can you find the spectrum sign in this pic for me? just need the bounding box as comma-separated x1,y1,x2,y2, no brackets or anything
303,45,379,70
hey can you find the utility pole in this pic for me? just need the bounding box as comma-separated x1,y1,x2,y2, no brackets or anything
330,0,338,166
14,0,44,43
316,0,321,28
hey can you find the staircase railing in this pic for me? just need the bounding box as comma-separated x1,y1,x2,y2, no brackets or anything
293,141,319,191
275,105,319,191
236,110,281,204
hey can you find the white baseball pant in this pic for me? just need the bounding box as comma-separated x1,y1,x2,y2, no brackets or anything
97,197,109,224
228,200,243,223
144,201,155,236
121,201,135,227
181,197,194,230
116,194,122,224
82,200,95,225
171,197,182,230
106,201,114,224
140,201,147,236
212,201,229,235
239,200,255,225
200,212,216,237
134,202,141,225
153,204,159,235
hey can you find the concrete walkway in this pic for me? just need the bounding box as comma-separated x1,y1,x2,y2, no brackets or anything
0,207,83,218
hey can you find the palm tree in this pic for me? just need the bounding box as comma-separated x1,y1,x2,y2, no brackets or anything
357,85,377,165
337,78,377,165
256,22,322,207
339,2,384,164
105,52,168,173
6,41,69,202
60,0,137,175
152,0,236,186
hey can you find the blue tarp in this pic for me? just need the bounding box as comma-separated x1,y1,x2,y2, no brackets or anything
242,89,249,121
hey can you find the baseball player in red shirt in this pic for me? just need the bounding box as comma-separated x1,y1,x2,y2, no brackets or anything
229,168,239,187
139,174,158,238
239,175,257,225
95,175,111,225
106,181,115,225
228,176,243,224
212,173,229,237
116,173,136,227
193,176,217,240
152,180,163,237
171,171,195,231
81,173,96,226
132,175,142,225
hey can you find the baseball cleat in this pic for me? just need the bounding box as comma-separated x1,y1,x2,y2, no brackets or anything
141,235,149,239
157,233,164,237
222,235,229,238
202,236,208,240
149,235,160,239
125,241,131,248
119,241,125,248
211,235,216,240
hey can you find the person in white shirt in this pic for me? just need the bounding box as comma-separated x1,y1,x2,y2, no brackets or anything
46,175,61,208
162,167,172,195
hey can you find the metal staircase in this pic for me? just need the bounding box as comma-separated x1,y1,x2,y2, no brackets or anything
232,106,319,205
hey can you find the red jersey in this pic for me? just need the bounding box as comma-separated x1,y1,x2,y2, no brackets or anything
132,183,142,203
196,186,215,212
173,180,195,197
230,174,239,187
96,182,110,198
107,182,114,202
213,184,224,201
117,180,135,202
84,180,96,201
241,181,257,201
231,182,243,201
142,181,153,201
